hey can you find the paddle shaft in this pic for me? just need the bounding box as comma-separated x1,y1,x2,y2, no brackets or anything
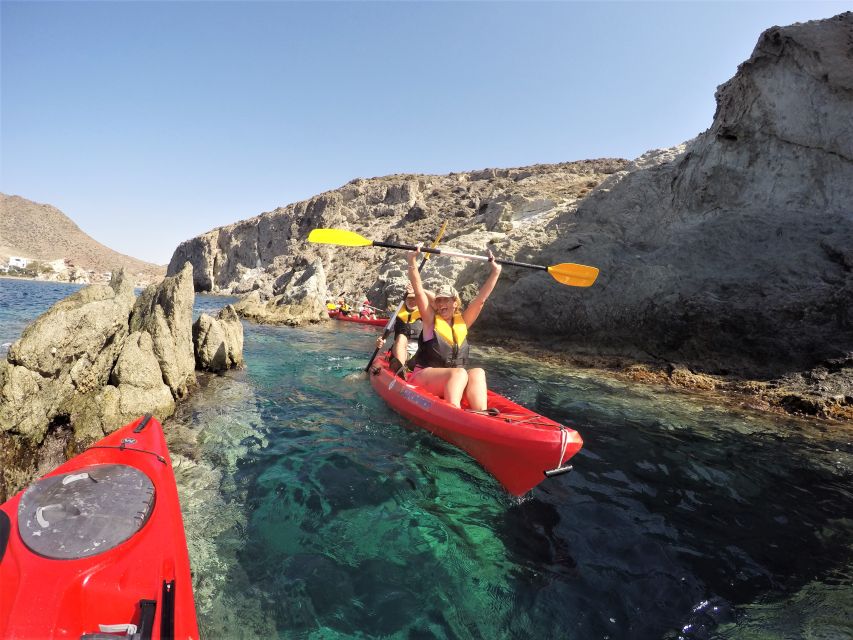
372,241,548,273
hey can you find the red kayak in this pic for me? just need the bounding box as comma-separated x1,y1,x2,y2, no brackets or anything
369,353,583,495
328,309,388,327
0,415,199,640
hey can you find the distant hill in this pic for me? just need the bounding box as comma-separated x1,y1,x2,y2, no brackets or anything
0,194,165,285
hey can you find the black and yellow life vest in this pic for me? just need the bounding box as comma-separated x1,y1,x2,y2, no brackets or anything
394,307,422,339
417,312,470,368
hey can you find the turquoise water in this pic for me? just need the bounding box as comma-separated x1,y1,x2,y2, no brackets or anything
3,279,852,639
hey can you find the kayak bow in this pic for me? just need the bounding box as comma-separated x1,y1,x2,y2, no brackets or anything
0,415,199,640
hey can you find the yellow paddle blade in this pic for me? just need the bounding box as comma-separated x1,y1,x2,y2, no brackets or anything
307,228,373,247
548,263,600,287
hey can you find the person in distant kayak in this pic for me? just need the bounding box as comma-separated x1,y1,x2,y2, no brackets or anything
359,299,376,320
339,300,352,316
405,247,501,410
326,299,338,312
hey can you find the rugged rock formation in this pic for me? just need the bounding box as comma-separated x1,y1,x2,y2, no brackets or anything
168,160,626,304
486,13,853,380
193,305,245,372
232,258,330,326
130,264,197,398
0,263,223,501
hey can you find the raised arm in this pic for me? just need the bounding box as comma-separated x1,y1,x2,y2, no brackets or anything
462,250,502,327
407,248,434,329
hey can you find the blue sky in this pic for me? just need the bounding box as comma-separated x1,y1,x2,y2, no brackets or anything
1,1,849,265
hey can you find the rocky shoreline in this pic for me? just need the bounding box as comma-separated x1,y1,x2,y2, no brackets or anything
479,333,853,423
0,265,244,502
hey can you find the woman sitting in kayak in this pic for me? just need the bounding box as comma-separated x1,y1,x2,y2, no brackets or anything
406,246,501,411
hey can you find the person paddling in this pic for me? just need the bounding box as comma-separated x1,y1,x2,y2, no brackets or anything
406,246,501,410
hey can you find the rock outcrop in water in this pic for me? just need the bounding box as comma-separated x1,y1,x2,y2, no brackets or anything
193,305,244,372
169,13,853,417
232,257,331,326
0,263,245,501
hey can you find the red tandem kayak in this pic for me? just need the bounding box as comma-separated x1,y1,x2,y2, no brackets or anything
369,353,583,495
0,414,199,640
328,309,388,327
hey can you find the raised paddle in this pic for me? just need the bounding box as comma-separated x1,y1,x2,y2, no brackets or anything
364,221,448,372
308,228,599,287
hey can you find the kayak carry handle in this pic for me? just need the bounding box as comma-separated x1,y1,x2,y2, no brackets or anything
133,414,153,433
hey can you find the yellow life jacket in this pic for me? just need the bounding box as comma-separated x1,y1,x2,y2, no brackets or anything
396,307,421,323
417,312,470,368
434,312,467,347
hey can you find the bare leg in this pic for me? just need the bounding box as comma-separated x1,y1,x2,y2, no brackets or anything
391,334,409,365
410,367,468,408
465,368,488,411
444,368,469,408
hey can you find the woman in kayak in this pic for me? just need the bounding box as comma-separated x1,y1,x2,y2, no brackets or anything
406,246,501,410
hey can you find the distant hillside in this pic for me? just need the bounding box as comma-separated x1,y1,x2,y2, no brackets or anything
0,194,165,285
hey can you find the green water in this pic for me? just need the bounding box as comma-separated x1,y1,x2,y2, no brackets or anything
165,319,853,640
2,280,850,638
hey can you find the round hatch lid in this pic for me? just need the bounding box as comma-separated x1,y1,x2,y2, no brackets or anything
18,463,155,559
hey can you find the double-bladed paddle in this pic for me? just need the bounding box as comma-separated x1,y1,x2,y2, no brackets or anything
363,222,448,371
308,228,599,287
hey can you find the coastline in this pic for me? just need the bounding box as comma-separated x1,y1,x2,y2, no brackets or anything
479,333,853,425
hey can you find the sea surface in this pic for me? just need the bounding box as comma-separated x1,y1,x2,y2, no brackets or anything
2,278,852,639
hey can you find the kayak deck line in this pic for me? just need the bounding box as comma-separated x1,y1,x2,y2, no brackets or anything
369,353,583,495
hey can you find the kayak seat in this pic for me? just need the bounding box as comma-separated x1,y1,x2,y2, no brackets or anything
17,463,155,560
0,510,9,563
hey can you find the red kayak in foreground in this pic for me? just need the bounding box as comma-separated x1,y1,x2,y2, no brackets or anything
0,415,199,640
328,309,388,327
369,353,583,495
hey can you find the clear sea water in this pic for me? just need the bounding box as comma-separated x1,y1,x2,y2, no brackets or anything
2,277,852,639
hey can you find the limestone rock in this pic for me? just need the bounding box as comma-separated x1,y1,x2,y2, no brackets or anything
193,305,245,372
131,262,196,398
0,266,196,500
234,259,329,327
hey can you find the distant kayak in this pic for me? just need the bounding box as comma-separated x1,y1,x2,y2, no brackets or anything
369,353,583,495
0,415,199,640
328,309,388,327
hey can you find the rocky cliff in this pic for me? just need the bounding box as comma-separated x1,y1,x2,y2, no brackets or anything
169,14,852,386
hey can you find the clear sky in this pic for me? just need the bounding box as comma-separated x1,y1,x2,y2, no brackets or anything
1,1,849,265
